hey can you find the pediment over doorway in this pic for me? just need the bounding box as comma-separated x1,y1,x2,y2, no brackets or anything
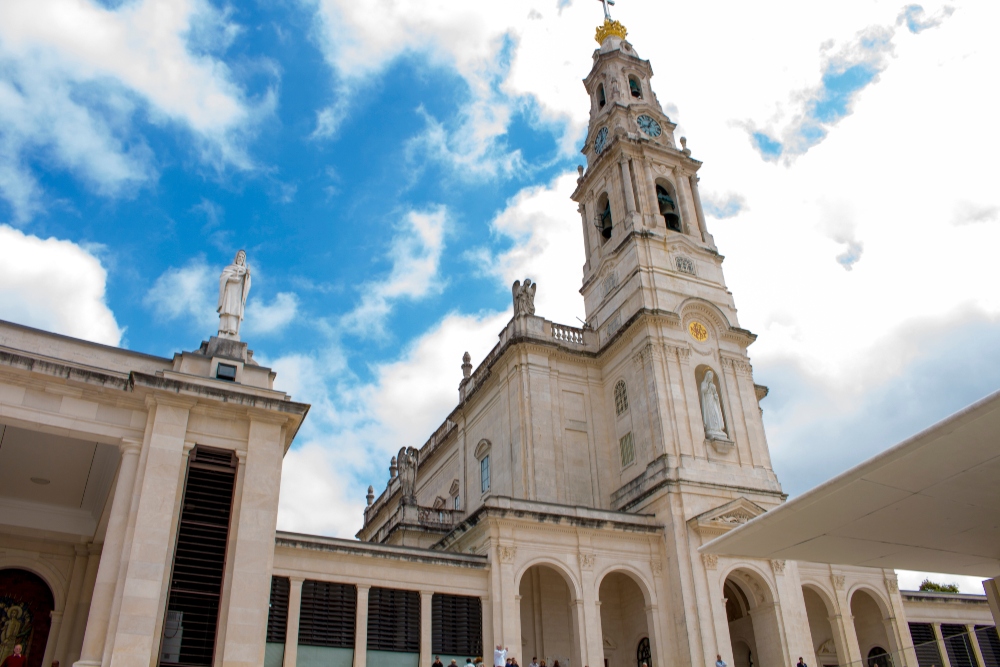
687,497,767,539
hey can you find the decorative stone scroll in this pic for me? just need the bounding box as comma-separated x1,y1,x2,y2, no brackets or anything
885,576,899,593
497,545,517,564
770,559,786,575
701,554,718,570
579,553,596,570
832,574,846,590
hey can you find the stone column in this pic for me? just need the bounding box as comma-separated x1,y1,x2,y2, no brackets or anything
107,399,193,667
480,595,492,660
620,158,638,217
643,160,658,227
282,577,304,667
354,585,370,667
73,437,142,667
933,624,953,667
54,545,89,664
830,576,864,667
688,174,710,243
673,169,697,236
42,611,64,667
420,591,433,667
68,547,101,665
968,625,986,667
985,578,1000,627
579,561,603,667
221,415,287,667
569,599,586,667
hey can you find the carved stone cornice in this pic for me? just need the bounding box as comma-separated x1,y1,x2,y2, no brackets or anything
687,497,767,539
720,355,753,376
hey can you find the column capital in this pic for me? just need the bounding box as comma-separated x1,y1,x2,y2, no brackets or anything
357,583,372,592
288,575,305,584
420,590,435,598
119,438,142,455
183,440,196,454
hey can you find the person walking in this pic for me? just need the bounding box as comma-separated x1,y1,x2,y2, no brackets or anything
432,657,444,667
716,654,728,667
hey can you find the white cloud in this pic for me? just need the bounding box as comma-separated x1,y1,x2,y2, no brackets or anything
0,224,122,344
896,570,987,596
0,0,266,221
474,171,586,326
245,293,300,336
143,256,217,330
276,310,506,537
342,206,449,335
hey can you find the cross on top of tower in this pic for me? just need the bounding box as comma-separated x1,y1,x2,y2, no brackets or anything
598,0,616,21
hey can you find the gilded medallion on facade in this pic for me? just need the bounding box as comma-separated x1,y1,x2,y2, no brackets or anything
688,321,709,342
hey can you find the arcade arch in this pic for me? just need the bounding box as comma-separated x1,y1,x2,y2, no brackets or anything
724,568,782,667
802,585,842,667
851,589,895,667
598,570,653,667
519,564,577,667
0,568,56,667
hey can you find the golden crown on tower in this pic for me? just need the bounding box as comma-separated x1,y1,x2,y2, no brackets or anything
595,17,628,44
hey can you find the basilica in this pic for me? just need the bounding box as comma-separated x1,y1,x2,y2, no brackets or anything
0,13,996,667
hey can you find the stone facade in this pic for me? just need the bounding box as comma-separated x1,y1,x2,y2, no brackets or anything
0,18,998,667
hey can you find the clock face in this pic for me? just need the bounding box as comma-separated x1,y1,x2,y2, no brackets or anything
637,115,662,137
594,126,609,154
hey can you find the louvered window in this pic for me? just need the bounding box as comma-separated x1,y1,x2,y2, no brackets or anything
298,581,356,648
619,432,636,468
942,624,977,667
267,577,290,643
976,626,1000,667
432,594,482,657
367,587,419,653
909,623,943,667
159,446,237,667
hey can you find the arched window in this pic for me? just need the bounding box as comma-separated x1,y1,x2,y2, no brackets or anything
868,648,891,667
475,439,491,494
598,84,606,108
637,637,652,667
614,379,629,416
596,193,613,241
629,76,642,99
656,183,682,232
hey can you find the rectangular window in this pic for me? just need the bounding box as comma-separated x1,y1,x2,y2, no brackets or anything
909,623,943,667
159,446,237,667
432,594,482,657
453,494,460,510
942,624,978,667
298,580,356,649
266,577,290,644
976,626,1000,667
480,455,490,494
367,587,420,653
216,363,237,381
619,432,636,468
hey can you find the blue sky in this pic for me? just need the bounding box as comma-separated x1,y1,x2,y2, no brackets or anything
2,0,998,592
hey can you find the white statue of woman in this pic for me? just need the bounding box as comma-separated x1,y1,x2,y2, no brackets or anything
217,250,251,340
700,370,728,439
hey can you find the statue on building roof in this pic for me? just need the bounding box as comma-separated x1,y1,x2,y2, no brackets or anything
397,446,418,505
217,250,251,340
512,279,536,317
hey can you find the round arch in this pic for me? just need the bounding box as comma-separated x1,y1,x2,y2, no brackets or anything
594,564,655,608
801,582,838,616
719,564,776,608
801,583,842,667
847,584,893,618
677,297,733,338
515,556,583,601
0,559,67,611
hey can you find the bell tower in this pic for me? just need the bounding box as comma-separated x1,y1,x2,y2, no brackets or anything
571,11,782,511
571,16,738,345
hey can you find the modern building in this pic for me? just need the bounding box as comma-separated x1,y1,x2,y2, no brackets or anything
0,14,996,667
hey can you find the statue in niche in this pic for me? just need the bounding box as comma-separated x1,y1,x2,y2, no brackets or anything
217,250,251,340
512,279,536,317
700,370,728,440
397,446,419,504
